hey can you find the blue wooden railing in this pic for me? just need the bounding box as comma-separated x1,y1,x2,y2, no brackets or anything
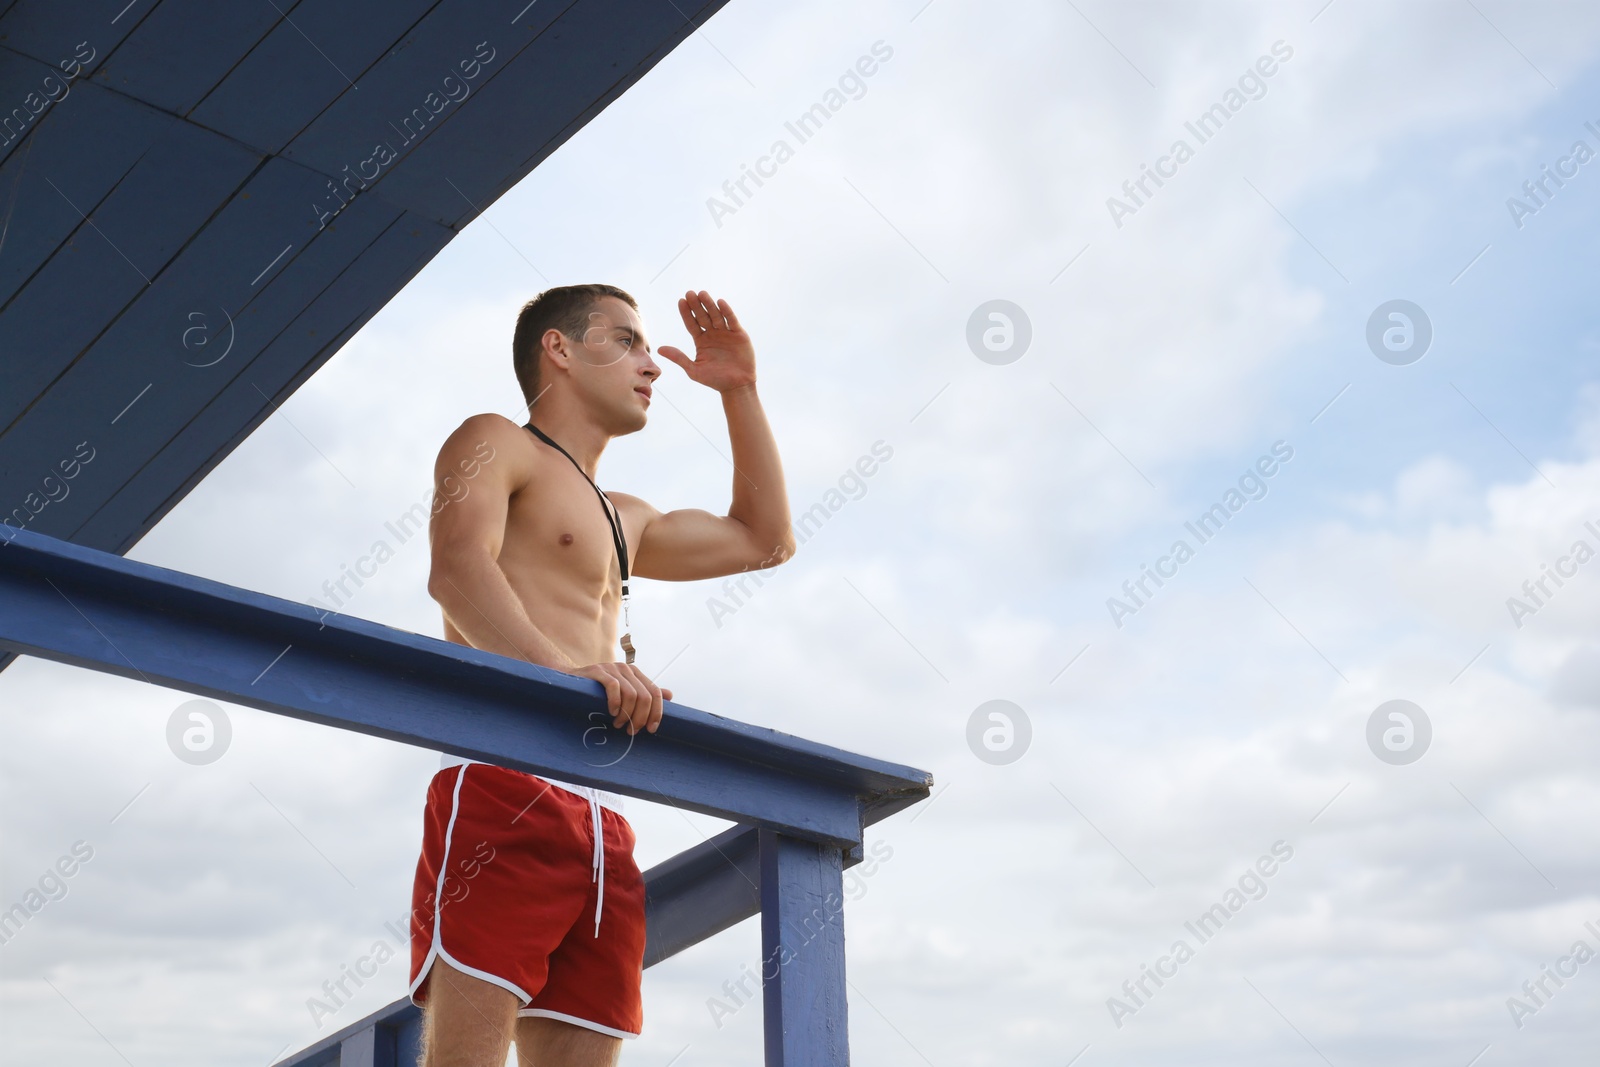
0,525,932,1065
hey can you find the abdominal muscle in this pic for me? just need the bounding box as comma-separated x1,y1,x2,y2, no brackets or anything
435,447,646,812
434,484,635,813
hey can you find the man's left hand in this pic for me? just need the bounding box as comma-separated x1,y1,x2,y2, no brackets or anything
657,289,757,394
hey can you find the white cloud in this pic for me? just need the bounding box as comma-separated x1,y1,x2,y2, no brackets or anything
6,1,1600,1064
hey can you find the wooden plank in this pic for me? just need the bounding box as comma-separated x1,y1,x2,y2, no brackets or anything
278,0,576,207
0,158,409,540
0,46,64,167
87,0,290,116
0,0,737,519
0,77,171,303
70,204,448,552
189,0,439,155
0,108,262,430
643,825,762,968
0,1,131,80
0,526,932,842
760,830,851,1067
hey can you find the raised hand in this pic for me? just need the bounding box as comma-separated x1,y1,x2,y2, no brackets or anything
655,290,757,394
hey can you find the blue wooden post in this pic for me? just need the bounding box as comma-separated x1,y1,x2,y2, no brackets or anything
760,829,850,1066
335,1025,374,1066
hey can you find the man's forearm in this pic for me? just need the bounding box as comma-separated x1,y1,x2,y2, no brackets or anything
722,383,794,554
430,552,579,672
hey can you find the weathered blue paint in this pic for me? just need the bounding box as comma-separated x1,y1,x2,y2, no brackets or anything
271,1000,420,1067
760,829,851,1066
643,824,762,968
0,525,934,842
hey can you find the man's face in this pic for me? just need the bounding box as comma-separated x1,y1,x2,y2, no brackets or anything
559,296,660,433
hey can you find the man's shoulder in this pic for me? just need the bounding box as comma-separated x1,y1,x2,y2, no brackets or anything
433,414,539,497
438,413,534,466
449,411,528,444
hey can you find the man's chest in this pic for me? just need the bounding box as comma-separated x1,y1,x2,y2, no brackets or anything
503,481,640,590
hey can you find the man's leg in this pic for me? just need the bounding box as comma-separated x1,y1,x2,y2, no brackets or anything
513,1016,621,1067
419,957,519,1067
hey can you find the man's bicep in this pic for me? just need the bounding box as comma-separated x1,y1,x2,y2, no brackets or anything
429,416,520,564
633,506,782,580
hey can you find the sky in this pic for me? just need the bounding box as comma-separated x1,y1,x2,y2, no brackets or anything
3,0,1600,1064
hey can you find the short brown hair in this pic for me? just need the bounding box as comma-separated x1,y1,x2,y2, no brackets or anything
512,283,638,405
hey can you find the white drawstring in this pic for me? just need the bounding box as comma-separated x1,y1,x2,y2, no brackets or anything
587,791,605,937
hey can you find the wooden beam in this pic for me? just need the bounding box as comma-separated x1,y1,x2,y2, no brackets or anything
0,526,933,845
759,829,851,1066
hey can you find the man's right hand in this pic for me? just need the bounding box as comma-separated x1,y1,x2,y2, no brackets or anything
574,662,672,736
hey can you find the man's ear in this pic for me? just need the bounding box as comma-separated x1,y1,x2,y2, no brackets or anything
541,327,571,372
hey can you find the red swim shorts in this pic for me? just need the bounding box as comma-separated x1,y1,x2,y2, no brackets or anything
408,762,646,1039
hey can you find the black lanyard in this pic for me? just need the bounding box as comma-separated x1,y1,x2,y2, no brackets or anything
524,421,635,663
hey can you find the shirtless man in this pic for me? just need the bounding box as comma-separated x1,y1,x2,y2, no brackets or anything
406,285,795,1066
